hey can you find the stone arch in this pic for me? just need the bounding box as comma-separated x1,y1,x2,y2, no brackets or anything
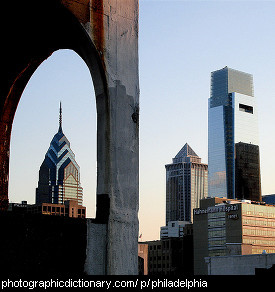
0,1,107,209
0,0,139,275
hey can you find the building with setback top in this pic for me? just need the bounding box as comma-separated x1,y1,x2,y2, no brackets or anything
208,67,261,200
36,103,83,206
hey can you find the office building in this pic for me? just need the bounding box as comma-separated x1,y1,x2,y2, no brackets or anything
160,220,190,239
165,143,208,223
146,228,193,276
36,103,83,206
208,66,261,200
193,197,275,275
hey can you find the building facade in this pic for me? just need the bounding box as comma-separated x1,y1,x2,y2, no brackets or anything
160,220,190,239
146,232,193,276
8,200,86,218
165,143,208,223
36,103,83,206
193,197,275,275
208,67,261,200
262,194,275,205
138,243,149,275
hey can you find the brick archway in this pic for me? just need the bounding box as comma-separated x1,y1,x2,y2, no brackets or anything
0,0,139,275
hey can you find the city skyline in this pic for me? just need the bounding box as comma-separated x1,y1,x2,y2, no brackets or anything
8,1,275,242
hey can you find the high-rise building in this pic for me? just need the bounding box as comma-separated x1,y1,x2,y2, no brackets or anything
36,103,83,206
208,66,261,200
165,143,208,223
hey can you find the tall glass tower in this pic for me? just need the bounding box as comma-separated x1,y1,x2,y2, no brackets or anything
208,67,261,200
36,103,83,205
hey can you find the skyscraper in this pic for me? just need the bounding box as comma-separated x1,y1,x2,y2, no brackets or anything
165,143,208,223
208,66,261,200
36,103,83,206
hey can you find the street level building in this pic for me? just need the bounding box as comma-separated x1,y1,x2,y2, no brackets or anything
36,103,83,206
165,143,208,223
208,67,261,200
8,200,86,218
146,228,193,276
138,243,149,275
193,197,275,275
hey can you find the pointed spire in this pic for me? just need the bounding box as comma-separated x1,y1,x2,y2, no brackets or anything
172,143,200,164
59,101,62,132
174,143,198,159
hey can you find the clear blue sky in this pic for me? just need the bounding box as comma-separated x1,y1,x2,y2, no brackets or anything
9,1,275,241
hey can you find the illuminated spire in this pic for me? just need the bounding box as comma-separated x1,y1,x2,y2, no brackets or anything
59,101,62,132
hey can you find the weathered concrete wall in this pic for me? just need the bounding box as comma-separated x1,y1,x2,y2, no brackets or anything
206,253,275,275
76,0,140,275
84,220,107,275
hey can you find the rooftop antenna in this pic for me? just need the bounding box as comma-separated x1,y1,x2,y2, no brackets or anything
59,101,62,132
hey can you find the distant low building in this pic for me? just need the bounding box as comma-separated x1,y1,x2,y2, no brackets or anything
160,221,191,239
8,200,86,218
145,222,193,276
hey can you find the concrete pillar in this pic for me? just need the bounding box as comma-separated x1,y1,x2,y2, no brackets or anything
79,0,139,275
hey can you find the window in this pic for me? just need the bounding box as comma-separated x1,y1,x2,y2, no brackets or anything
239,103,253,114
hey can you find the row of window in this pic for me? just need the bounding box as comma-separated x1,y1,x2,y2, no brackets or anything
43,206,64,213
149,264,171,269
209,249,227,257
208,239,226,247
243,218,275,227
208,229,226,238
243,210,275,217
208,220,226,228
149,255,170,261
208,212,226,219
149,243,170,251
243,237,275,246
253,248,275,254
243,228,275,237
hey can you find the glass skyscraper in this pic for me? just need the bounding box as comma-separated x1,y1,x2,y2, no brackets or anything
208,67,261,200
36,103,83,206
165,143,208,223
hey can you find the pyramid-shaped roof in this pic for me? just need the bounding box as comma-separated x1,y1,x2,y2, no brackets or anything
174,143,198,159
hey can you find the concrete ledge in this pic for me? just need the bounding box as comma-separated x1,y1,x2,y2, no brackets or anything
84,219,107,275
206,253,275,275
